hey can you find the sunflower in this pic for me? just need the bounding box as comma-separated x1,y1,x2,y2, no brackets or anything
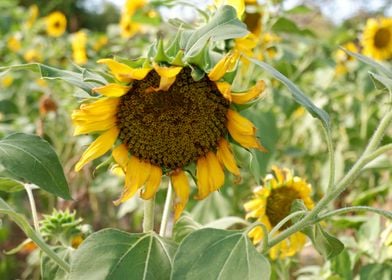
71,31,88,65
7,35,21,52
120,14,141,39
244,166,314,260
72,49,266,219
362,17,392,60
23,49,42,62
46,11,67,37
25,4,39,29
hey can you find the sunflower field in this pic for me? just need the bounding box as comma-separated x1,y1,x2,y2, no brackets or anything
0,0,391,279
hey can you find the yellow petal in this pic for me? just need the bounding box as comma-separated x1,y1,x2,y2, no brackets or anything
215,81,232,101
208,53,238,81
113,157,151,205
196,156,209,200
75,127,119,171
153,64,182,78
111,164,125,177
140,165,162,200
73,115,117,135
75,98,119,116
231,80,266,104
216,138,240,176
98,58,151,82
93,83,131,97
226,109,266,151
214,0,245,18
171,170,190,220
112,144,129,169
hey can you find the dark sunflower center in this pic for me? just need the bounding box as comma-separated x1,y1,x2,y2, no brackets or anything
265,187,301,229
244,12,261,34
117,68,229,170
54,21,61,28
374,27,391,48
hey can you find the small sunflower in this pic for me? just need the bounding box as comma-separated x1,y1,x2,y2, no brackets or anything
46,11,67,37
72,46,266,219
244,166,314,260
362,17,392,60
23,49,42,62
7,35,21,53
120,15,141,39
71,31,88,65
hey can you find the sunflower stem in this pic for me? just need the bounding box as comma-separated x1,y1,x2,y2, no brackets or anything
25,184,40,233
265,109,392,250
159,179,173,237
143,196,155,233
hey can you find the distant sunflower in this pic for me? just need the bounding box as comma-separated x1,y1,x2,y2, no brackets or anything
244,166,314,259
362,17,392,60
72,52,266,219
25,4,39,29
46,11,67,37
120,15,141,39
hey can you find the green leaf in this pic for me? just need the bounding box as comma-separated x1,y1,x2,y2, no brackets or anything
359,263,392,280
271,17,315,37
0,63,101,93
342,48,392,77
248,58,330,132
171,228,271,280
0,177,24,193
183,5,248,58
331,249,352,280
286,5,313,14
313,224,344,259
173,212,202,243
0,133,71,200
203,216,249,229
41,247,72,280
69,229,177,280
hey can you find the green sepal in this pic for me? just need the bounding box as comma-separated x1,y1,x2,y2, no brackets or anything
186,43,211,70
170,50,185,66
189,65,205,81
166,29,182,58
154,39,171,64
113,56,146,69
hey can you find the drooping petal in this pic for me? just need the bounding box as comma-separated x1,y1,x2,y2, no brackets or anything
226,109,266,151
113,156,151,205
140,165,162,200
75,127,119,171
73,115,117,135
205,152,225,193
74,98,119,117
171,170,190,220
215,81,232,101
153,64,182,91
208,53,238,81
196,156,209,200
216,138,240,176
97,58,151,82
112,144,129,170
93,83,131,97
231,80,266,104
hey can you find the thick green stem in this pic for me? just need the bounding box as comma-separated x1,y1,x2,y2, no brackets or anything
159,179,173,237
143,197,155,233
266,110,392,249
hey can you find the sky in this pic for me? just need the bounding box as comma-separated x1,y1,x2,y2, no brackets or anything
106,0,392,24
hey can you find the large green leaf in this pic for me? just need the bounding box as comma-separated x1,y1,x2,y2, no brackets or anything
312,224,344,260
0,63,102,93
0,177,24,193
171,228,271,280
182,5,248,58
249,58,330,131
0,133,70,199
69,229,178,280
359,263,392,280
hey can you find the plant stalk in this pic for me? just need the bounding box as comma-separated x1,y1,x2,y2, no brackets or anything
143,196,155,233
25,184,40,232
159,179,173,237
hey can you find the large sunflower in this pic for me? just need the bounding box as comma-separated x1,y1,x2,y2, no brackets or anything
244,166,314,259
72,50,266,219
46,11,67,37
362,17,392,60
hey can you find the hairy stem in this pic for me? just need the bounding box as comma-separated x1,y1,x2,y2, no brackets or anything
143,197,155,233
25,184,39,232
159,179,173,237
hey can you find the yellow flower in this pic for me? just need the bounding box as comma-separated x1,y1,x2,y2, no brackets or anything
72,54,266,220
1,75,14,88
120,15,141,39
362,17,392,60
124,0,146,16
335,42,358,63
46,11,67,37
71,31,88,65
25,5,39,29
93,35,108,51
7,36,21,52
244,166,314,260
24,49,42,62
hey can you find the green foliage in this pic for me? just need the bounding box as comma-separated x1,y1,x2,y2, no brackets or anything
69,229,177,280
0,133,70,199
172,228,271,280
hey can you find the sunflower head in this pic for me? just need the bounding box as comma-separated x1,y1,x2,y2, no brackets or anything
244,166,314,259
46,11,67,37
362,17,392,60
25,4,39,29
